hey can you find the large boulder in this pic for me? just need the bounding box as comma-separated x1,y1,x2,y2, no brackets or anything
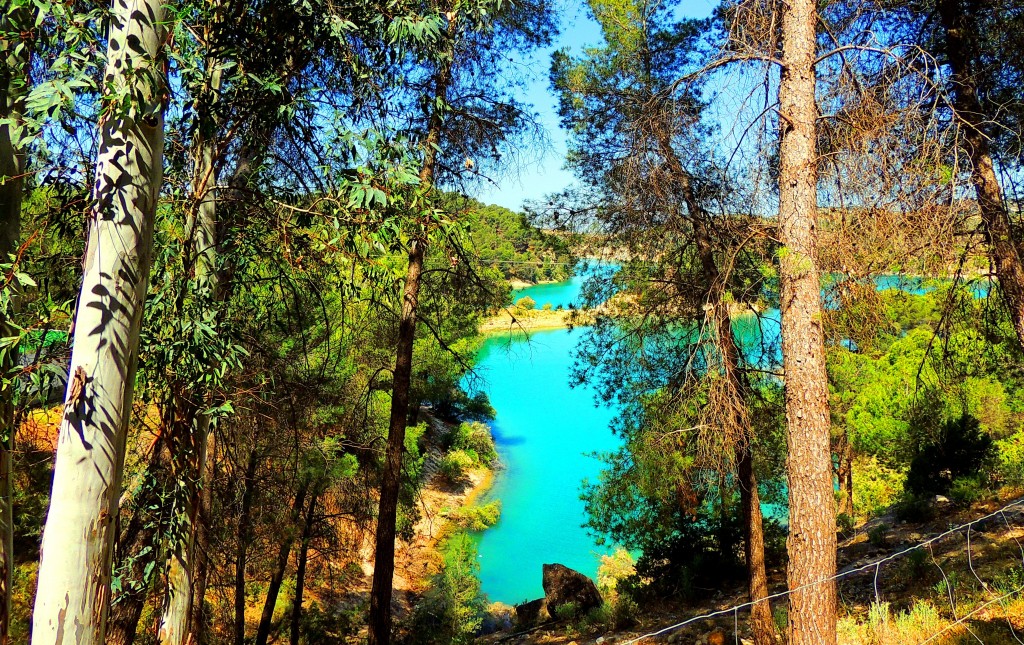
514,598,547,627
542,563,603,618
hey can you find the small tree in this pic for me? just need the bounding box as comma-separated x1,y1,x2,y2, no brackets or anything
516,296,536,310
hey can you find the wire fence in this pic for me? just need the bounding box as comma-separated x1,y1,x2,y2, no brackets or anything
618,496,1024,645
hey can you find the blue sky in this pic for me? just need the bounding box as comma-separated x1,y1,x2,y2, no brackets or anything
472,0,719,212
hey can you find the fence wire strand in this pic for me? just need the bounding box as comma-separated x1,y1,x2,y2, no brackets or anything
619,497,1024,644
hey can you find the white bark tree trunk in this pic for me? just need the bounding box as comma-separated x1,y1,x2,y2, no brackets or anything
31,1,167,642
157,56,222,644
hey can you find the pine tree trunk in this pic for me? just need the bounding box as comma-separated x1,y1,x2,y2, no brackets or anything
706,265,777,645
254,483,308,645
656,126,778,645
367,17,454,643
31,2,167,642
777,0,837,642
367,239,426,645
0,7,29,641
290,492,318,645
937,0,1024,347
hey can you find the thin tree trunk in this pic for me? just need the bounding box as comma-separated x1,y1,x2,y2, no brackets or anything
107,441,173,645
836,431,853,519
189,430,216,645
0,7,29,641
367,239,426,645
254,482,309,645
290,492,318,645
367,16,455,645
706,263,777,645
31,3,167,642
158,35,225,645
235,449,259,645
777,1,837,642
655,126,778,645
937,0,1024,347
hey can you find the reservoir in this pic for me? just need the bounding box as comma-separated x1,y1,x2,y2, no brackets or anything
468,269,968,604
470,267,619,604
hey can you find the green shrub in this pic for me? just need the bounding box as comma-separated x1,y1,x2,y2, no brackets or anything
301,599,363,643
852,456,907,519
542,302,553,311
438,450,475,484
907,415,995,496
773,605,788,634
448,499,502,531
904,548,930,577
515,296,536,310
554,601,579,621
407,534,487,644
994,565,1024,595
450,422,497,466
610,594,639,629
836,513,856,535
997,429,1024,487
895,493,936,522
949,474,988,506
582,603,612,629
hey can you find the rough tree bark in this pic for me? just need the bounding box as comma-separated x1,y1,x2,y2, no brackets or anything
367,15,455,645
31,2,168,643
937,0,1024,348
656,127,777,645
777,0,838,643
0,6,30,641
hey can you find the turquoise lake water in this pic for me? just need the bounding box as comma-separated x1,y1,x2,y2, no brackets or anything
472,329,620,604
471,270,986,604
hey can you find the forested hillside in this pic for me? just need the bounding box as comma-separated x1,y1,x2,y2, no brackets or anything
6,0,1024,644
464,200,576,285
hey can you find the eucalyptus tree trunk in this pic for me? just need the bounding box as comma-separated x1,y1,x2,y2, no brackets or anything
367,16,456,645
158,42,225,645
31,2,168,643
0,7,30,641
777,1,837,643
937,0,1024,348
